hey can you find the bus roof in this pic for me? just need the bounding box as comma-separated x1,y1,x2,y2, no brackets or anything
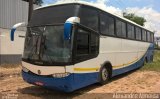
36,1,154,33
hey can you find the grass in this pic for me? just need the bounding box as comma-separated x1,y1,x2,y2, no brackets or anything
140,50,160,72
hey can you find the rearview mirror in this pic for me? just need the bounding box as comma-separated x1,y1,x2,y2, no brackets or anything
64,23,72,40
64,17,80,40
10,22,27,41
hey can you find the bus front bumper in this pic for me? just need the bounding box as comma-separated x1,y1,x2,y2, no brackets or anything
22,71,74,92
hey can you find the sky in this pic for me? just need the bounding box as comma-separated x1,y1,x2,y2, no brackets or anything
42,0,160,37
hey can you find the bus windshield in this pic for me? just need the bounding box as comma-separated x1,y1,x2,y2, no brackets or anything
23,25,72,65
22,4,80,65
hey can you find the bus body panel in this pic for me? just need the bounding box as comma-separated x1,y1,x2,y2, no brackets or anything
21,36,154,93
99,37,151,70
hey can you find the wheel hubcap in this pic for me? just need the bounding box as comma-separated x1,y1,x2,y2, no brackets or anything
102,68,108,81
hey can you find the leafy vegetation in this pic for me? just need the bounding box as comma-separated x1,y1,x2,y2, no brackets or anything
123,12,146,26
140,50,160,72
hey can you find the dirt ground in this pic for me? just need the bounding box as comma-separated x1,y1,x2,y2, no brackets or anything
0,65,160,99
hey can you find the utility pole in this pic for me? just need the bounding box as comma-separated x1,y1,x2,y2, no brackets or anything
28,0,33,22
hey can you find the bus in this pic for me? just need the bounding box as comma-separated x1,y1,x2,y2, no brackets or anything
10,1,154,92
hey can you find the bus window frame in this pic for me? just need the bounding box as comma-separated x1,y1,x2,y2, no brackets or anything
78,5,99,32
73,23,100,63
100,12,115,36
127,23,135,40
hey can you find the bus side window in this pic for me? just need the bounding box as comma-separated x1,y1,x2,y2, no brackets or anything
135,27,142,40
91,33,99,54
100,13,115,36
76,29,89,55
76,28,99,62
150,33,154,42
147,31,151,42
116,19,126,38
79,6,99,31
127,23,135,39
142,29,147,41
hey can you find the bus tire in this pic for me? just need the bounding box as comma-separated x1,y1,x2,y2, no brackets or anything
143,57,147,66
150,55,153,62
145,57,148,63
99,66,110,85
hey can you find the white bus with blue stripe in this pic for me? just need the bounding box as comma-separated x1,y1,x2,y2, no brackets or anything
10,1,154,92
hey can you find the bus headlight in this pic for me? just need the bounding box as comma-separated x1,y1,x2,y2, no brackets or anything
52,72,70,78
22,66,29,72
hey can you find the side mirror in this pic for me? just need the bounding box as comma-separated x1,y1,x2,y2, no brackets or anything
64,23,72,40
64,17,80,40
10,22,26,41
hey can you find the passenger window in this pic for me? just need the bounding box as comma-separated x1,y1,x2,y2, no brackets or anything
127,24,135,39
121,22,126,37
91,33,99,54
76,28,99,55
76,27,99,62
100,13,115,36
116,19,126,38
151,33,154,42
116,19,121,37
142,29,147,41
136,27,142,40
76,29,89,55
147,31,151,42
79,6,99,31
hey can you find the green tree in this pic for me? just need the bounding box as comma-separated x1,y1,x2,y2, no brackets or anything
123,12,146,26
34,0,43,5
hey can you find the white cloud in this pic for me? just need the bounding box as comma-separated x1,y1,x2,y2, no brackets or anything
96,0,108,4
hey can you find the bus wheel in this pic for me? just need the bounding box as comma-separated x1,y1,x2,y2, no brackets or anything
143,57,147,66
99,66,109,85
150,55,153,62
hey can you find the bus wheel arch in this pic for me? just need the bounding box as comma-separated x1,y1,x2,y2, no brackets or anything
98,61,112,85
